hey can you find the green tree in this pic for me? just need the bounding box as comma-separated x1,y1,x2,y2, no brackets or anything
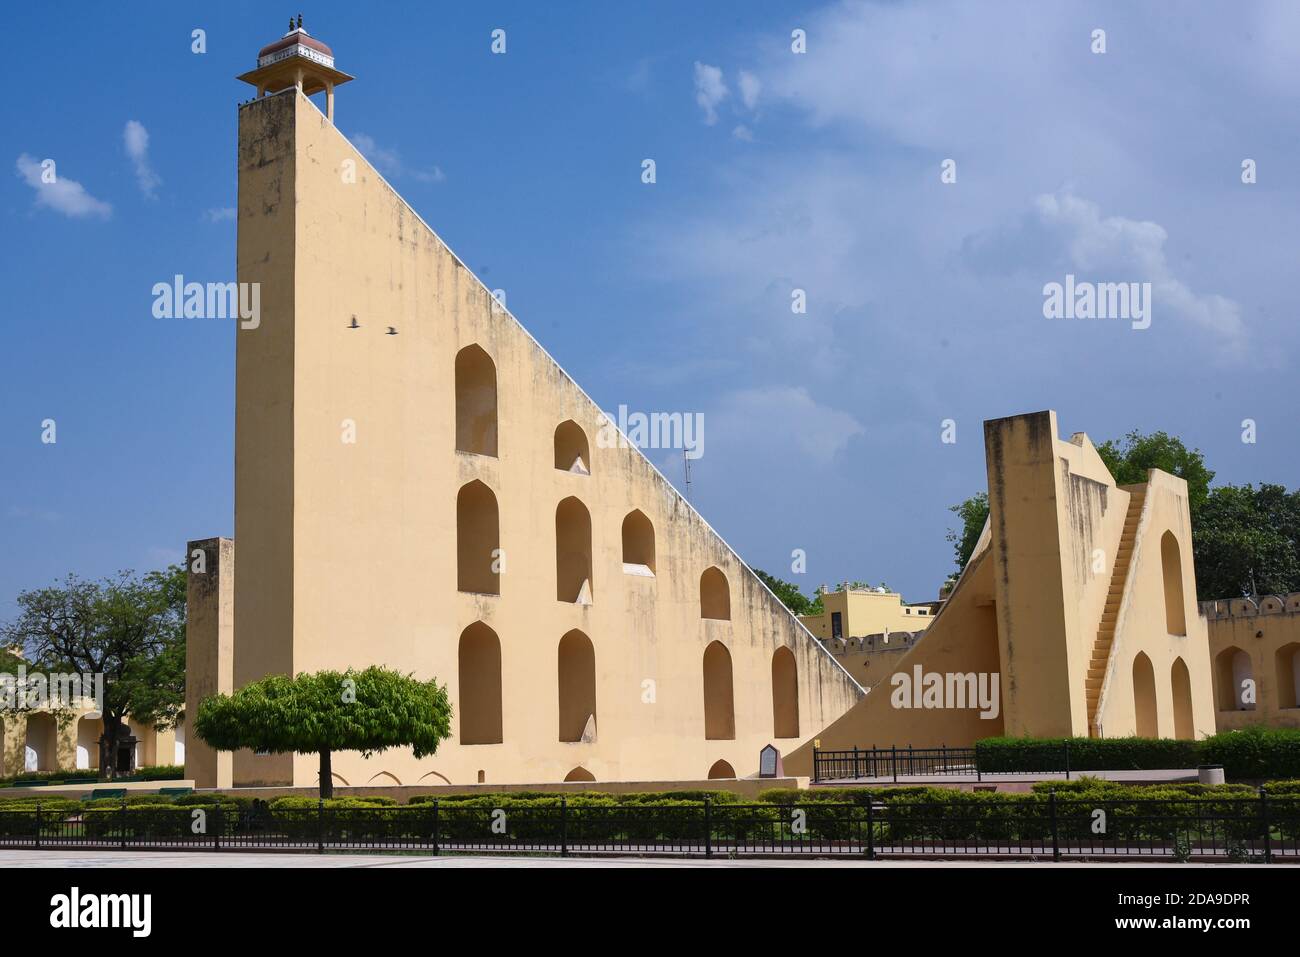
1096,430,1214,517
751,568,822,616
1194,483,1300,598
1,565,187,778
195,666,452,798
947,492,989,571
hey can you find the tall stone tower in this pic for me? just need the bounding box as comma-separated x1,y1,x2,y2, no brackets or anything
188,22,862,790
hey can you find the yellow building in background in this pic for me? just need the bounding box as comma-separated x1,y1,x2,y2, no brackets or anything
799,588,938,692
799,587,937,641
0,701,183,778
1203,595,1300,731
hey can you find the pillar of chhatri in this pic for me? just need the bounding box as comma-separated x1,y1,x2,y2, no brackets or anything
236,15,354,122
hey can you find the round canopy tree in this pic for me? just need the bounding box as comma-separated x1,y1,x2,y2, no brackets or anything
195,667,451,798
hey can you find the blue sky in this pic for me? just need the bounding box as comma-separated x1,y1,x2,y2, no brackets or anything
3,1,1297,617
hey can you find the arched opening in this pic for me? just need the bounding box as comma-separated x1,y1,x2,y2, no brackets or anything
555,497,593,604
564,766,595,782
554,420,590,474
700,567,730,620
707,759,735,780
771,647,800,738
621,509,656,576
455,344,498,456
1215,646,1255,711
458,622,503,744
1276,643,1300,710
320,772,351,787
367,771,402,786
76,715,104,770
702,641,735,740
457,480,500,595
24,713,57,772
558,630,597,743
417,770,453,785
1160,531,1187,636
1170,657,1194,740
1132,652,1158,737
128,718,155,768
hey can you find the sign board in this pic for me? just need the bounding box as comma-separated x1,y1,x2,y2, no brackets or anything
758,744,783,778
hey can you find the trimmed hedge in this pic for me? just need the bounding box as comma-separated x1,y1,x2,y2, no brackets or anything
975,728,1300,779
1201,727,1300,780
975,736,1200,772
133,765,186,782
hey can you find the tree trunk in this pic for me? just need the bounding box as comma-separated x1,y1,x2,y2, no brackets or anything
319,749,333,800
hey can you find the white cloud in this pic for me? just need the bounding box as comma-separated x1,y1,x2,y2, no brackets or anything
351,132,445,183
737,70,761,111
202,207,236,223
693,61,728,125
123,120,160,199
711,386,864,467
14,153,111,219
731,125,754,142
1033,191,1245,345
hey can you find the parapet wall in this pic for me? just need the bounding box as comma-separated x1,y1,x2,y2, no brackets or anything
1201,594,1300,619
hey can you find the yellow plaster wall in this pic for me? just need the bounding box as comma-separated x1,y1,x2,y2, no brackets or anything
1205,594,1300,731
220,91,862,788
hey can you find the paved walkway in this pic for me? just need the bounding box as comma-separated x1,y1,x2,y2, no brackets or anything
0,849,1260,868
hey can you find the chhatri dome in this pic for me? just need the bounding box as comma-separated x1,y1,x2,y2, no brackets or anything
237,15,354,122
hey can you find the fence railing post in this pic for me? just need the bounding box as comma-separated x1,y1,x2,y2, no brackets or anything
1260,788,1271,864
213,805,221,851
865,800,875,860
34,802,41,849
812,745,819,783
432,799,439,856
852,746,860,779
1064,740,1071,781
1049,789,1060,862
120,798,128,850
317,799,324,854
704,797,712,858
560,797,568,857
891,744,898,784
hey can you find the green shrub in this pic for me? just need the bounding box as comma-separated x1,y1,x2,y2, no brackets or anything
82,805,221,840
976,736,1199,772
1200,727,1300,780
134,765,186,782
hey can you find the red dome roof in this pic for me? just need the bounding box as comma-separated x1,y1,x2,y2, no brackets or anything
258,30,333,60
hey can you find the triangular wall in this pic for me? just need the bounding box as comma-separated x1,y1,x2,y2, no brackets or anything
226,90,862,787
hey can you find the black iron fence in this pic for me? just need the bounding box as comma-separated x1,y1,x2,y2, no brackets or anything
813,743,1079,782
1,794,1297,862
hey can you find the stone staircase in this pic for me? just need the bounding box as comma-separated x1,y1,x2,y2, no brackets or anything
1086,487,1146,734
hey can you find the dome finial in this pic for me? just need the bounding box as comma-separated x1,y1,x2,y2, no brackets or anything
297,13,303,29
